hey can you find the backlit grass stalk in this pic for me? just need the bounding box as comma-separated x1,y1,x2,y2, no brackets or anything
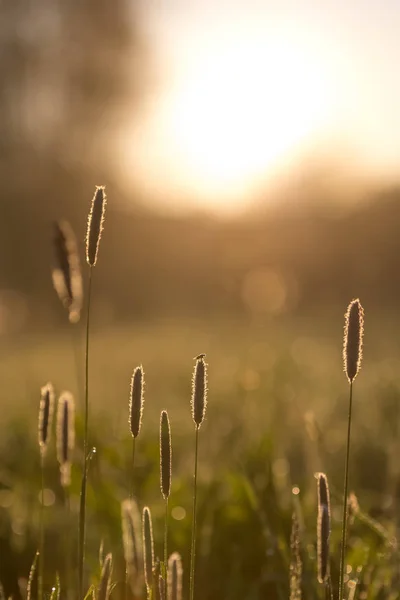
79,185,107,597
129,365,144,496
38,383,55,600
189,355,208,600
339,299,364,600
98,553,113,600
160,410,172,568
143,507,155,599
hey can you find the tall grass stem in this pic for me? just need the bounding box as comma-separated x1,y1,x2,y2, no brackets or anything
164,498,169,570
189,426,199,600
78,267,93,597
39,455,45,600
339,382,353,600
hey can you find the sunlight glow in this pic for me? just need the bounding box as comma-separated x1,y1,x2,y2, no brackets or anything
119,28,336,212
167,38,332,201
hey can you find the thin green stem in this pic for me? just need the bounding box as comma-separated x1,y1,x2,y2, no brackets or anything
126,436,137,600
65,488,71,600
78,267,93,598
189,426,199,600
131,437,136,498
164,498,169,569
39,455,44,600
339,382,353,600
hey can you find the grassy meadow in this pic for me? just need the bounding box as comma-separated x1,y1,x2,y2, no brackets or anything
1,307,400,599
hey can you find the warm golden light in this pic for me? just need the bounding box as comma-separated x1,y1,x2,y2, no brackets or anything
167,38,332,203
119,28,336,211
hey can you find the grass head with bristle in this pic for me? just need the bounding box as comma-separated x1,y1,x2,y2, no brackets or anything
38,382,55,458
86,185,107,268
343,298,364,383
167,552,183,600
121,499,144,595
52,220,83,323
98,553,113,600
160,410,172,500
56,392,75,488
191,355,208,429
316,472,331,585
129,366,144,439
142,506,154,593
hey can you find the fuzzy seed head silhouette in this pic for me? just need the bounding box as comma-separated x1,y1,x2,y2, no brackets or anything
143,507,154,591
52,220,83,323
316,473,331,584
38,382,55,457
129,366,144,438
167,552,183,600
160,410,172,499
86,185,107,267
56,392,75,487
191,355,208,428
343,299,364,383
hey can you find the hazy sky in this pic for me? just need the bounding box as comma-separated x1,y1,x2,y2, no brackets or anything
118,0,400,211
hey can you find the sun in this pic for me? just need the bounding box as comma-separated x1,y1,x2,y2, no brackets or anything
118,31,334,212
161,35,333,208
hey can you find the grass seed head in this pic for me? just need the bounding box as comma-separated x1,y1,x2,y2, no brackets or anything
191,355,208,428
121,499,144,595
129,365,144,438
167,552,183,600
316,472,331,584
142,506,154,591
52,220,83,323
86,185,107,267
98,553,113,600
160,410,172,499
56,392,75,487
38,382,55,457
343,298,364,383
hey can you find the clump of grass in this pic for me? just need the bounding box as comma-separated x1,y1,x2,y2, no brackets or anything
121,498,144,596
52,220,83,324
189,354,208,600
160,410,172,568
289,512,302,600
167,553,182,600
316,473,331,586
79,185,107,598
37,382,55,600
98,553,113,600
129,365,145,494
143,507,154,598
339,299,364,600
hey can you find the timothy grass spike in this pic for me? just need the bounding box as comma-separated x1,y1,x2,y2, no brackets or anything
160,410,172,500
56,392,75,487
191,355,208,428
98,553,113,600
316,473,331,585
129,366,144,438
167,553,183,600
52,220,83,323
38,382,55,457
343,299,364,383
143,507,154,594
86,185,107,267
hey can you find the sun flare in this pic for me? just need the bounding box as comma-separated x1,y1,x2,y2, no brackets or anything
120,30,334,211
